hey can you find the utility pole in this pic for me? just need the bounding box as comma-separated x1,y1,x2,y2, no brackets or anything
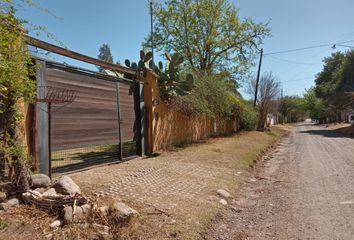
149,0,154,63
253,48,263,108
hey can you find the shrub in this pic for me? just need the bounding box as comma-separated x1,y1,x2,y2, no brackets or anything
171,72,238,117
238,100,258,130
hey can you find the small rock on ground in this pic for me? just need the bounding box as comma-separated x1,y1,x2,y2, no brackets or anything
217,189,231,199
110,202,139,218
0,192,7,202
50,220,63,228
0,198,19,210
219,199,228,205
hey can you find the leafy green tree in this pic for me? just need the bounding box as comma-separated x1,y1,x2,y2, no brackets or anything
1,5,35,190
314,52,348,120
302,88,327,122
97,43,113,72
278,96,305,123
148,0,270,79
335,50,354,109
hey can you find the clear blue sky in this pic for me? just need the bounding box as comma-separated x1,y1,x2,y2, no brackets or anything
16,0,354,97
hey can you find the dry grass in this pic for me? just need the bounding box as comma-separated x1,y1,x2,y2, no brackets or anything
0,127,286,240
70,127,286,240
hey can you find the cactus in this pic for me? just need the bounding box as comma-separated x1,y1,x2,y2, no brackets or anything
124,51,194,100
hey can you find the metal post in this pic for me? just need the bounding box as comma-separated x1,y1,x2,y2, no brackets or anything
138,82,145,156
116,82,123,161
253,48,263,108
47,102,52,178
35,60,50,176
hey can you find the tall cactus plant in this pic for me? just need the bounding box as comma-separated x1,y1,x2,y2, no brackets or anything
124,51,194,101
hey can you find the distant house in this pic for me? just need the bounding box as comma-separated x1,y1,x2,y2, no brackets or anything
341,110,354,124
267,113,278,126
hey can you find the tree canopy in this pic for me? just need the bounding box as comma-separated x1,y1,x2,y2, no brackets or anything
313,50,354,121
148,0,270,80
97,43,113,72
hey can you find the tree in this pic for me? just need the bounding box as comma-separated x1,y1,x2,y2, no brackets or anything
1,6,35,191
247,72,281,131
335,50,354,109
314,50,354,122
148,0,270,79
97,43,113,72
314,52,348,120
278,96,305,123
302,88,328,123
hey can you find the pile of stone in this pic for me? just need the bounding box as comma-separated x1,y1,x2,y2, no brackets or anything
0,174,139,231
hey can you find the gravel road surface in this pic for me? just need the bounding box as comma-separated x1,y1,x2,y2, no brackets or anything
206,123,354,240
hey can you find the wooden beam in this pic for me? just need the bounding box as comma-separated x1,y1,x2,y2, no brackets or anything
25,35,136,75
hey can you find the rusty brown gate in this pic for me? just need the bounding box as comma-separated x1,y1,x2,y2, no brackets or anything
35,60,144,176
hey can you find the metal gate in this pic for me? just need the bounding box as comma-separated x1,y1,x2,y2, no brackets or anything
35,60,143,176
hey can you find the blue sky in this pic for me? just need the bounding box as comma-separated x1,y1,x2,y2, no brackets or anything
16,0,354,98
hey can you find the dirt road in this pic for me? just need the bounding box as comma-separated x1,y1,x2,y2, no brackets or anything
206,123,354,240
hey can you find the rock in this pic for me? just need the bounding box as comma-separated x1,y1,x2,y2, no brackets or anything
31,174,51,189
109,202,139,218
0,192,7,202
53,176,81,195
45,234,53,239
98,206,109,215
72,206,84,222
62,206,73,224
217,189,231,199
80,204,91,214
0,198,19,210
50,220,62,228
93,224,110,236
33,188,46,194
219,199,228,205
42,188,58,197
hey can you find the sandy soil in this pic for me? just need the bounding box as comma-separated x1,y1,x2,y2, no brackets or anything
205,122,354,240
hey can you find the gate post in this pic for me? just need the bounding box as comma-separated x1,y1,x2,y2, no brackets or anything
35,60,50,176
137,81,145,156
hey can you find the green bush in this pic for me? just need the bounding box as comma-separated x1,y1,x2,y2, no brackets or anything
238,100,258,130
171,72,238,117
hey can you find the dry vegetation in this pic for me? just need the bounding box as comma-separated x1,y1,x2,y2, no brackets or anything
0,127,286,240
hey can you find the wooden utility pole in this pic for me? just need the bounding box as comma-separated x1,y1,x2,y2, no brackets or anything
150,0,154,63
253,48,263,107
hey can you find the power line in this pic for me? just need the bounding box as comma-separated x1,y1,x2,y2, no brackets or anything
264,39,354,56
266,55,319,65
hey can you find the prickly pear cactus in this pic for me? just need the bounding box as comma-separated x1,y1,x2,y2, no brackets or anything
124,51,194,101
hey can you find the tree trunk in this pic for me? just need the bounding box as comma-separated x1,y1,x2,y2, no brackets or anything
12,155,30,192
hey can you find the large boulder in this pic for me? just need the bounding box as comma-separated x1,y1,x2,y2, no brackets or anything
52,176,81,195
31,174,51,189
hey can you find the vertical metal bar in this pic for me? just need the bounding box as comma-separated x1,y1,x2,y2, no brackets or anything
136,82,145,156
35,60,50,176
115,82,123,161
48,102,52,178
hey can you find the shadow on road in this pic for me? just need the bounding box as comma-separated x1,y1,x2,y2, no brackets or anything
299,125,354,139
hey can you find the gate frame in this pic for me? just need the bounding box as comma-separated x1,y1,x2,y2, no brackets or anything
31,51,145,176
